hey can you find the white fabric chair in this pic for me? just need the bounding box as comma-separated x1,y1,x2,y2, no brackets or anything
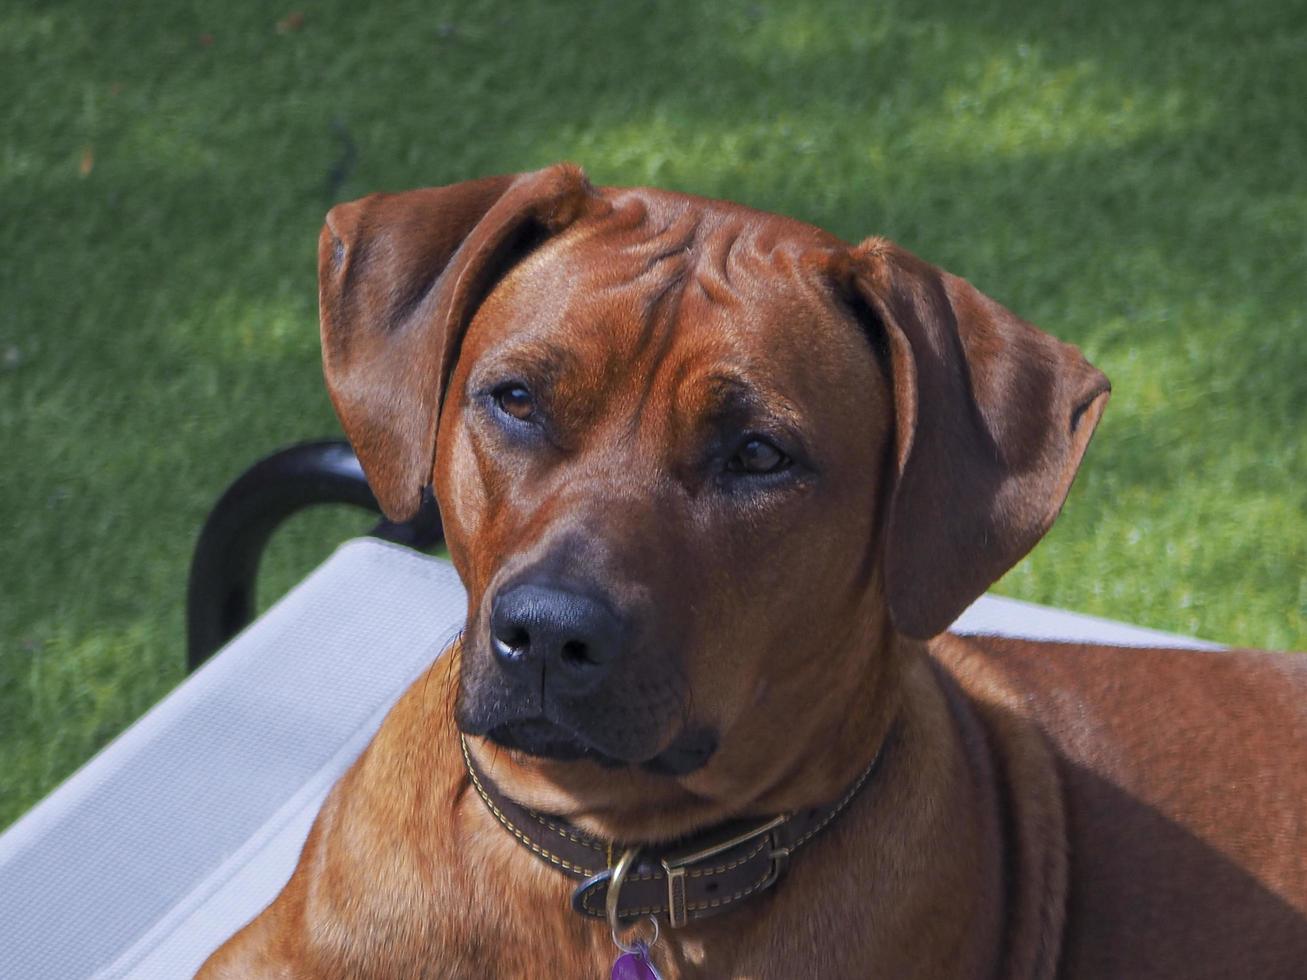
0,538,1219,979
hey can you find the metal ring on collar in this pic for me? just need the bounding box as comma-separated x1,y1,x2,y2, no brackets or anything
607,847,659,952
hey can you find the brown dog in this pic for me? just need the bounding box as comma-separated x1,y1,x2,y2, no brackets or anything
198,165,1307,979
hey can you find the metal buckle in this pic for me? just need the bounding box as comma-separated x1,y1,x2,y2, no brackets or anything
572,816,794,928
660,814,790,928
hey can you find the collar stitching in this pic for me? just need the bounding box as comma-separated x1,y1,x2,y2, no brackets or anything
461,734,598,877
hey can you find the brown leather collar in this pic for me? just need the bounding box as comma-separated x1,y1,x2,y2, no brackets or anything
460,731,890,928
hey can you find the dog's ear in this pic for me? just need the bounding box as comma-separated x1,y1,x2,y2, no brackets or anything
318,164,600,521
847,239,1111,639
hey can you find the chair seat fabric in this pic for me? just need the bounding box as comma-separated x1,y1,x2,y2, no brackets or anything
0,538,1219,978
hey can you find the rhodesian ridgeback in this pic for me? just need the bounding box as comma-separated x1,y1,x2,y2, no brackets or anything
199,164,1307,978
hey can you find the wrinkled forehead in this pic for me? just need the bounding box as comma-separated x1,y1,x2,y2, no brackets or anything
467,191,868,403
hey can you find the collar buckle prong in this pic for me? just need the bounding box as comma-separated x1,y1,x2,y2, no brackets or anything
765,842,791,889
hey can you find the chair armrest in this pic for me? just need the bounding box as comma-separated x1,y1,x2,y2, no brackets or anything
185,440,443,670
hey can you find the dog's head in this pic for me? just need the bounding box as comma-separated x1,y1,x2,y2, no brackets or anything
319,164,1108,836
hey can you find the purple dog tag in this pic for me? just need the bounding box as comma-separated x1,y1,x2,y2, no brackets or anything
611,941,663,979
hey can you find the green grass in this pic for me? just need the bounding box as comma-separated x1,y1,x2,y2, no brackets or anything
2,0,1304,828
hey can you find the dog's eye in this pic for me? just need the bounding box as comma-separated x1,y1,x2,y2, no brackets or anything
727,437,790,475
494,384,536,422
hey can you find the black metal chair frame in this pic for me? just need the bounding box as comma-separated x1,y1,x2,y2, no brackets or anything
185,440,443,671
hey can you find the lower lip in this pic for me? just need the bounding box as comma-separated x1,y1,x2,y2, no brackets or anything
484,720,717,776
486,719,625,765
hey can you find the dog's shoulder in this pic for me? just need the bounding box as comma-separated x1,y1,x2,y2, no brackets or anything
930,631,1307,804
929,631,1307,977
933,630,1307,763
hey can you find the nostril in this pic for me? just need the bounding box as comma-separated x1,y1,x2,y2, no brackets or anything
560,639,591,668
494,625,531,660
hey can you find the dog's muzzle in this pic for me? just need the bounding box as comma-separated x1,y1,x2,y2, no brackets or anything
456,578,692,766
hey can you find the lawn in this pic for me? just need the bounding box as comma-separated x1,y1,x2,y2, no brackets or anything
2,0,1304,829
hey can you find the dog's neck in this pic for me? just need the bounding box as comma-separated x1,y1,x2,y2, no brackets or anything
428,638,1064,978
460,721,892,929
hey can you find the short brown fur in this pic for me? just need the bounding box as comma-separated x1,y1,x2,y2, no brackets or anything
200,165,1307,979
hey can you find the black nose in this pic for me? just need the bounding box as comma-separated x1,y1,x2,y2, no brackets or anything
490,584,623,694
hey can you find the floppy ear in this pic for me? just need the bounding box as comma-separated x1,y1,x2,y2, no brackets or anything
318,163,601,521
848,239,1111,639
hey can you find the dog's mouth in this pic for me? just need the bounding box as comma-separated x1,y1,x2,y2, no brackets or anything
484,718,718,776
486,718,626,766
